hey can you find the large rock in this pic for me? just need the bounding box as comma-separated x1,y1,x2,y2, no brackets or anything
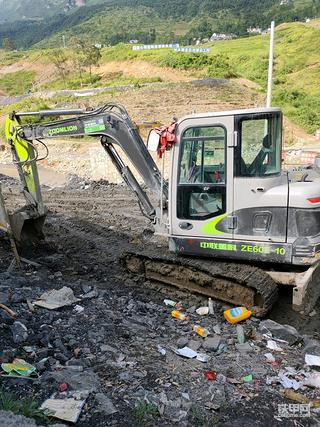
0,411,65,427
259,319,301,345
202,336,221,351
10,321,28,344
303,337,320,356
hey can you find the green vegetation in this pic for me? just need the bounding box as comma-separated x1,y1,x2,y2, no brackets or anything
160,52,237,78
0,388,53,424
133,400,159,424
0,71,36,95
97,21,320,133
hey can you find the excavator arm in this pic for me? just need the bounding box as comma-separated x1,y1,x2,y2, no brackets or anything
3,102,168,243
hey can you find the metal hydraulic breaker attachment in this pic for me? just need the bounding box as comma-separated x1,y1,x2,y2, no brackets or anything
4,115,46,244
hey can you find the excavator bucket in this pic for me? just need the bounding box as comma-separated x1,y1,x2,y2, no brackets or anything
4,116,46,245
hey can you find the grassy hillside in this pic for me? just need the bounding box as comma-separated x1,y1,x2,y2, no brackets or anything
96,21,320,133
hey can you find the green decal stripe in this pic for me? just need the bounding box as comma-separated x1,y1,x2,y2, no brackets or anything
201,212,229,235
84,124,106,133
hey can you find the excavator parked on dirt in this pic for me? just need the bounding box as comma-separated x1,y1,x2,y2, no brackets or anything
1,100,320,317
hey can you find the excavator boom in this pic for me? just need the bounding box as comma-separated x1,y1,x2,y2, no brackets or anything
4,102,167,242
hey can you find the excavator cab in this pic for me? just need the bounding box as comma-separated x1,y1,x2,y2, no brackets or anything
169,108,291,262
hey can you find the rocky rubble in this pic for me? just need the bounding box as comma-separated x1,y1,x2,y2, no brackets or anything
0,259,320,426
0,181,320,426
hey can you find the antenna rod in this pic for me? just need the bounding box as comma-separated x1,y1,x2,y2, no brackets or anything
267,21,275,107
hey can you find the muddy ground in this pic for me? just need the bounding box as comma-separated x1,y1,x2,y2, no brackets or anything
0,174,320,427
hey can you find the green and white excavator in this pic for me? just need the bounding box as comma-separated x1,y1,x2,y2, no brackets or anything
1,101,320,316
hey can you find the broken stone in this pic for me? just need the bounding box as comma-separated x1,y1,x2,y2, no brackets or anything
95,393,118,415
187,340,201,351
82,290,99,299
202,336,221,351
100,344,118,353
10,321,28,344
259,319,301,345
235,342,252,353
176,337,189,348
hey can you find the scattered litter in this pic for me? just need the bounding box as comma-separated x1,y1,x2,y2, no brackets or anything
196,306,209,316
192,324,209,337
208,298,214,315
164,299,178,307
236,325,245,344
242,375,253,383
41,390,90,423
1,358,36,377
73,305,84,314
34,287,80,310
172,347,198,359
171,310,189,321
265,353,276,363
305,354,320,367
278,372,302,390
157,345,166,356
304,372,320,388
267,340,283,352
58,383,68,392
204,371,216,381
282,389,310,403
224,307,252,324
196,353,210,363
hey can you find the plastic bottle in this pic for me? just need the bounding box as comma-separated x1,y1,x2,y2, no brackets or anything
236,324,245,343
171,310,189,321
208,298,214,315
223,307,252,324
192,324,210,337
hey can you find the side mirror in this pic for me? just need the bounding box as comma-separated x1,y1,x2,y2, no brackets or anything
147,130,160,152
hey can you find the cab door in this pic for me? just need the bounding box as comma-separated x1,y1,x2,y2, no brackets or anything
170,115,234,239
232,112,288,242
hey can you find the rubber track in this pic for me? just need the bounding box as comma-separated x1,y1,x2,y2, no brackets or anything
122,246,279,317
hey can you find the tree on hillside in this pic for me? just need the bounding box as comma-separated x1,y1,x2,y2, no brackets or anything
2,38,13,51
70,38,101,84
48,49,70,87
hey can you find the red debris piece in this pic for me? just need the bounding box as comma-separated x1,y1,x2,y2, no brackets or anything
58,382,68,392
204,370,216,381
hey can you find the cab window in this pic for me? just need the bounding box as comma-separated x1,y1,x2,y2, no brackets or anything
236,113,282,177
177,126,226,220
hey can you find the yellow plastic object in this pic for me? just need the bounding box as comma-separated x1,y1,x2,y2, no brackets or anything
171,310,189,321
192,324,209,337
223,307,252,324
